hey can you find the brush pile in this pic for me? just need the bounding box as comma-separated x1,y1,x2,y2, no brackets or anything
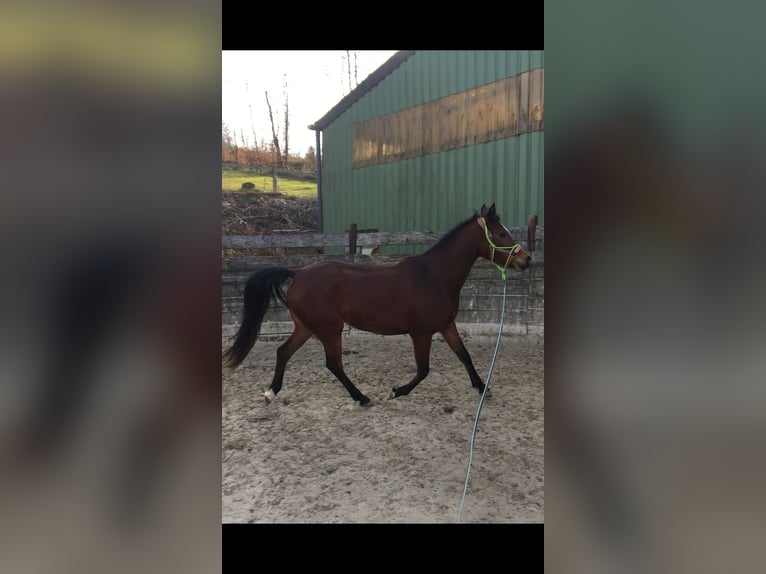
221,191,319,258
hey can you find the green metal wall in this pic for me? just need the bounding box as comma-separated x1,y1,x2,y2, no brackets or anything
320,50,544,245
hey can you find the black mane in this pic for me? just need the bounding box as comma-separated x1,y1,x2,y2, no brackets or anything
425,213,479,253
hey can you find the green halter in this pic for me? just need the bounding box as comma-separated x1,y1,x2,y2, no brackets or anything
478,217,521,280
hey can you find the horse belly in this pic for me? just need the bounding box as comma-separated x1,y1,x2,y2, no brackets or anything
342,306,409,335
339,277,412,335
346,316,408,336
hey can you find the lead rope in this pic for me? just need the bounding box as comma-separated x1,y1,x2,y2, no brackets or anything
455,276,508,523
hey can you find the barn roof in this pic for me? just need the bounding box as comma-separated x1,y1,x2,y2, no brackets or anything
308,50,416,132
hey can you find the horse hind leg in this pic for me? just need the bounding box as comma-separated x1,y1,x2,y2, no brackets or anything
264,319,312,404
388,333,432,400
320,334,372,407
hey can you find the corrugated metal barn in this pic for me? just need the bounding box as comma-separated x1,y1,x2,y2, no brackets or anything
310,50,544,246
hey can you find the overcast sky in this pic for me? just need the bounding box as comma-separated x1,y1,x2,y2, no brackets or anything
222,50,398,156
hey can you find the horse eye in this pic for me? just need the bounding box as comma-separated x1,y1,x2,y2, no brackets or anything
498,231,507,238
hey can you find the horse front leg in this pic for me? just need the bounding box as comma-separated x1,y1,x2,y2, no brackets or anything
388,333,432,399
320,334,372,407
440,322,488,395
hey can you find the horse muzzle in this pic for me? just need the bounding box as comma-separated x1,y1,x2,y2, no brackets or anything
523,254,532,270
513,254,531,271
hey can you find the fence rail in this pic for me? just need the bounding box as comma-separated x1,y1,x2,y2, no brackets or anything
222,162,317,181
222,225,544,251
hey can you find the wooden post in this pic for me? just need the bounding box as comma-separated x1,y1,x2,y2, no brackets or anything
527,215,538,252
348,223,358,261
271,167,279,193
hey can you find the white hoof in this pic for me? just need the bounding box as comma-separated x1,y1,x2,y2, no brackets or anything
387,390,396,400
263,389,275,404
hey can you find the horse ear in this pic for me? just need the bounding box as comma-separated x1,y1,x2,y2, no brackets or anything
480,204,488,218
487,203,497,220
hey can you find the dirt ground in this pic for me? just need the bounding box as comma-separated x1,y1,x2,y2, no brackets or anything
222,330,543,523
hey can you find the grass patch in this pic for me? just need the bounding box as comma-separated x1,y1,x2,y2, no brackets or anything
222,166,317,197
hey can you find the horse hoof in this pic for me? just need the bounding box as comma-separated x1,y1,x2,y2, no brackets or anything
360,397,374,408
263,389,275,404
387,389,396,400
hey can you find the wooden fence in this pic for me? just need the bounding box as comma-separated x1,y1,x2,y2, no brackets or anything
222,162,317,182
222,223,543,269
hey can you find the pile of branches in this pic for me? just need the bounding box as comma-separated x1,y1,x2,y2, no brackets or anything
221,191,319,258
221,191,318,235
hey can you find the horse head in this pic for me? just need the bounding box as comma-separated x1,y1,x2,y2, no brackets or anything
476,203,532,272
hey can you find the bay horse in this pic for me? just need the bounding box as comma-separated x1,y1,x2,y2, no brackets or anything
223,203,531,406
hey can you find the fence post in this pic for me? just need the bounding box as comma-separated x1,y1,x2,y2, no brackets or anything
527,215,538,252
271,167,279,193
348,223,358,261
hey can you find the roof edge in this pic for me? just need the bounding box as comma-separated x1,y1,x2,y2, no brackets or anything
309,50,416,131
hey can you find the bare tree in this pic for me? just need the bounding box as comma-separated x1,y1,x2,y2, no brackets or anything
265,91,281,193
230,123,239,164
340,51,360,95
221,121,234,161
303,145,316,173
265,92,282,165
239,128,249,165
221,121,233,148
346,50,352,93
283,74,289,169
245,81,258,155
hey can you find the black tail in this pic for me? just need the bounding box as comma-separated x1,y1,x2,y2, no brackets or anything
223,267,294,368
